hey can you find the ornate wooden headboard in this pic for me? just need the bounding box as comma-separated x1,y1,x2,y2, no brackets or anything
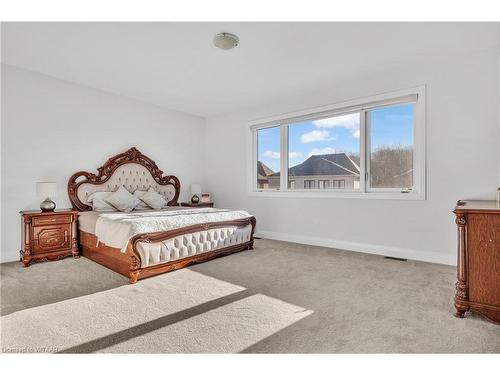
67,147,180,211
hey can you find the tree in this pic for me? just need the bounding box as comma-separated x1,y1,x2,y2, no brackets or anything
370,145,413,188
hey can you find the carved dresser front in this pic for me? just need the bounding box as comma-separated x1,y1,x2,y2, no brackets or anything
453,200,500,324
20,209,79,267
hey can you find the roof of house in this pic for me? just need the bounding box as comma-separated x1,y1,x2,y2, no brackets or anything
270,153,360,177
257,161,275,180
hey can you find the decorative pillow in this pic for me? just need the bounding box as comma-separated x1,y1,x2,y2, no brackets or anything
133,190,150,210
86,191,117,212
138,187,167,210
104,186,141,212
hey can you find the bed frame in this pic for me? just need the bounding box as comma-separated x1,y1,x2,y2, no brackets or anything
68,147,256,283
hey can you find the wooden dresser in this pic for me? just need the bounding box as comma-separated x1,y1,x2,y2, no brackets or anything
453,200,500,324
20,209,79,267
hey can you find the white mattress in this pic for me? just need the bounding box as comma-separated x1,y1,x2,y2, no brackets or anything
78,208,184,235
78,211,100,234
78,208,253,268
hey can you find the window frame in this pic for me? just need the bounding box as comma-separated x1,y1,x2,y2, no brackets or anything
249,86,426,200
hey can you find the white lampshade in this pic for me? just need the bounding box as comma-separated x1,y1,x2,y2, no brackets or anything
37,182,57,199
190,184,202,196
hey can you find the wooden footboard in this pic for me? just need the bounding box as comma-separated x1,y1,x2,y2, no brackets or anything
80,216,256,283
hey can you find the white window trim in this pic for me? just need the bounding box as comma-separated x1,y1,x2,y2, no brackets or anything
249,86,426,200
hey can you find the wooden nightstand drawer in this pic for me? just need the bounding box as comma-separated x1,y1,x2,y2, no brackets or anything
33,214,72,226
32,224,72,254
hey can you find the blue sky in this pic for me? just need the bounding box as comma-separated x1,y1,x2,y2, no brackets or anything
258,103,414,172
370,103,414,152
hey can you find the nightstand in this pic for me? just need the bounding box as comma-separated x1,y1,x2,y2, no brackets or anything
180,202,214,208
20,209,79,267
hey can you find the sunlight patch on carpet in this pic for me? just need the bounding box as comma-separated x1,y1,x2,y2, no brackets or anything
97,293,313,353
1,269,246,353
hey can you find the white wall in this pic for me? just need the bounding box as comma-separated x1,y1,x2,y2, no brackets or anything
2,42,499,266
1,65,206,262
204,48,500,265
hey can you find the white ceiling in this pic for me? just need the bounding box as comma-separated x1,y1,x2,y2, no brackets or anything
2,22,498,117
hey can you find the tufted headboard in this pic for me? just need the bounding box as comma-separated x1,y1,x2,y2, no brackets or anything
67,147,180,211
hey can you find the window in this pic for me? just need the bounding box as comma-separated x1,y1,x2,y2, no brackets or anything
368,103,414,190
288,113,360,190
251,86,425,199
318,180,330,189
304,180,315,189
256,126,280,190
332,180,345,189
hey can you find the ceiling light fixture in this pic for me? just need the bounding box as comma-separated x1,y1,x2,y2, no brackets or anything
213,32,239,50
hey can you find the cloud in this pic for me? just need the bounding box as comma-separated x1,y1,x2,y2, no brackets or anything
263,150,280,159
300,130,335,143
289,151,303,159
308,147,337,158
313,113,359,130
263,150,303,160
313,113,360,139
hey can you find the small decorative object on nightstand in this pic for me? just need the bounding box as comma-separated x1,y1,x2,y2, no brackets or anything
20,209,79,267
190,183,202,204
181,202,214,208
37,181,57,212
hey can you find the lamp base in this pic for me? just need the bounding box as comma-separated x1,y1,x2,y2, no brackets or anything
40,198,56,212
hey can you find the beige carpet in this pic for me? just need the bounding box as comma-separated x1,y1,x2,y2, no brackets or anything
1,239,499,353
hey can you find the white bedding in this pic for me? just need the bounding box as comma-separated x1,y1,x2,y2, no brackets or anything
80,207,252,252
79,209,177,235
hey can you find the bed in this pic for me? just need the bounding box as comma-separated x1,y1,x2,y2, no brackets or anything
67,147,256,283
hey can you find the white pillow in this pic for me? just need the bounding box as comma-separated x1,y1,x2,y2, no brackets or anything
138,187,167,210
86,191,117,212
104,186,141,212
133,190,150,210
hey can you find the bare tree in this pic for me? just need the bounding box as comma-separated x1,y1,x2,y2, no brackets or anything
347,152,360,167
370,145,413,188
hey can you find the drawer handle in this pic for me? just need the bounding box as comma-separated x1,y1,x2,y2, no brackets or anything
39,218,66,223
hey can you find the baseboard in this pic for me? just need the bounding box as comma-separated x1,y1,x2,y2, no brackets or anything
2,234,455,266
255,230,456,266
1,254,21,263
